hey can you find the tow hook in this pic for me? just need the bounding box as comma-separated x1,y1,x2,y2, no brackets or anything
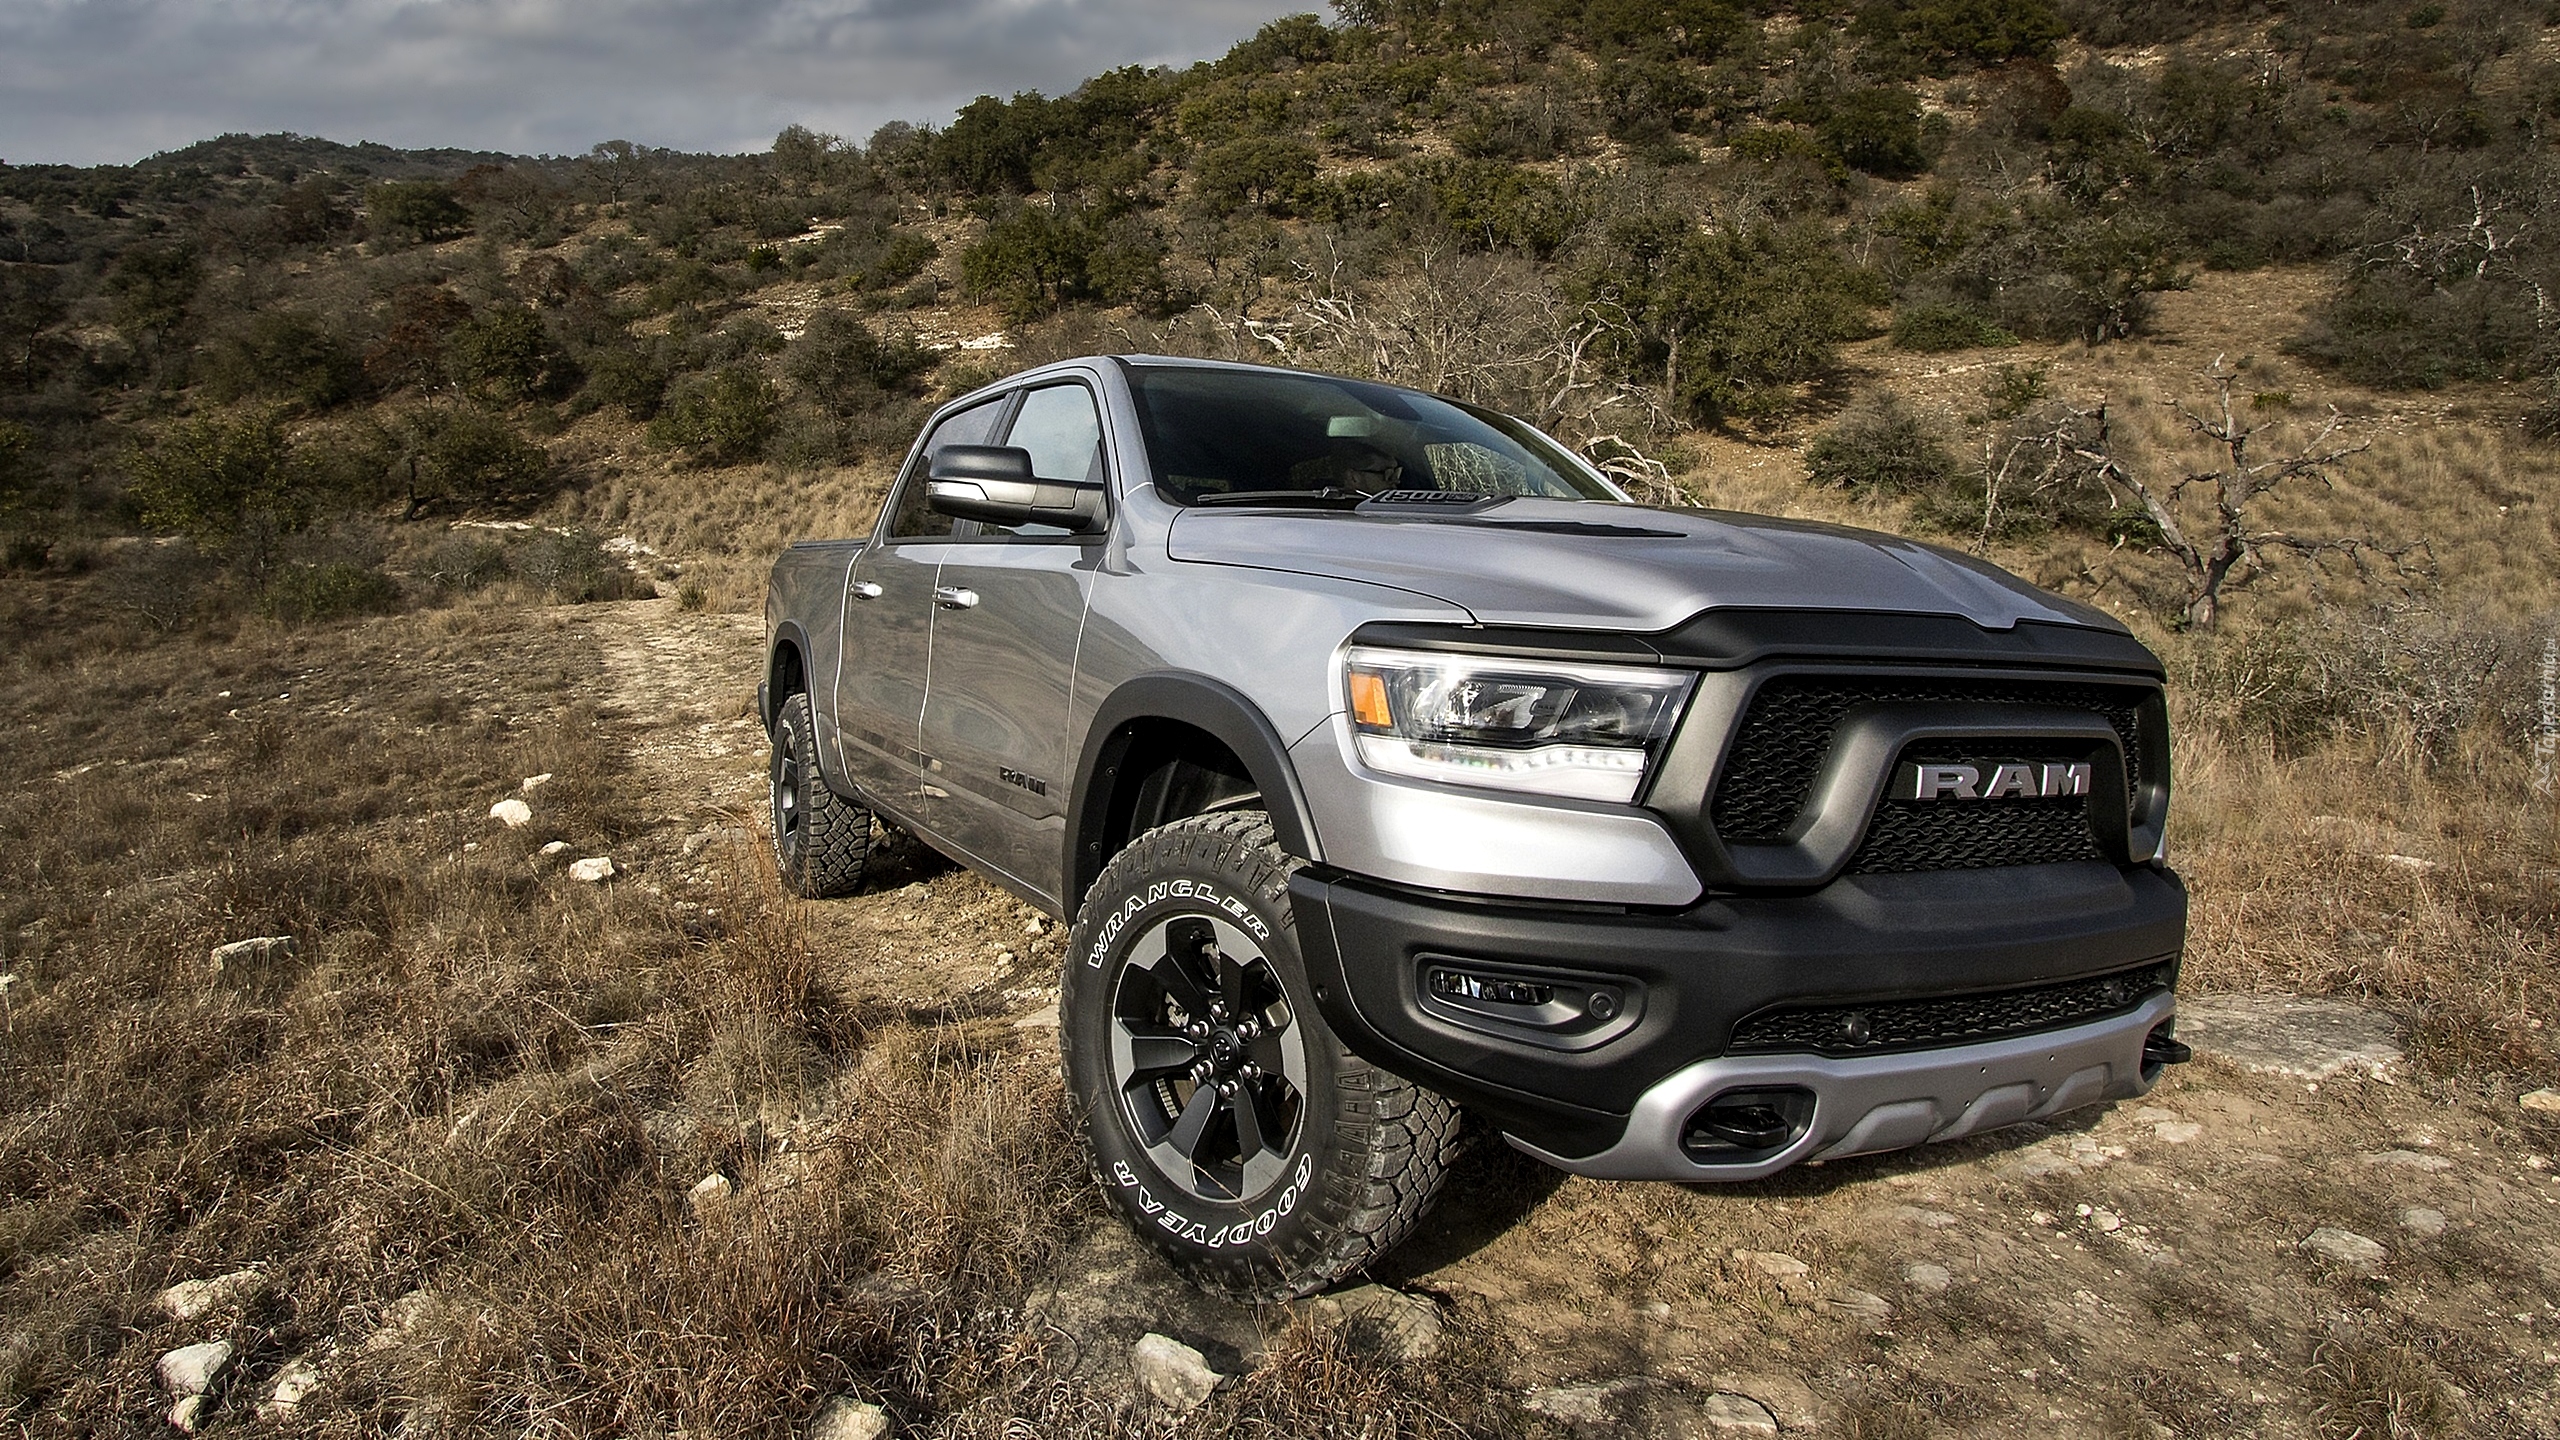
2143,1023,2193,1069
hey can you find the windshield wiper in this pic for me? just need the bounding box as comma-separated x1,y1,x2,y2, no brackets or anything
1186,487,1371,509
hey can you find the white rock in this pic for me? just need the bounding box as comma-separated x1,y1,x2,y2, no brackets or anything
2362,1149,2453,1172
2088,1208,2125,1234
2154,1121,2203,1144
1700,1392,1782,1436
1823,1288,1892,1325
1304,1284,1444,1363
1904,1262,1953,1294
568,857,615,883
520,773,553,793
2400,1207,2448,1237
1525,1379,1648,1424
539,840,569,857
2377,853,2438,872
489,798,532,828
1731,1250,1816,1303
2174,995,2404,1080
364,1290,435,1354
2521,1088,2560,1114
154,1269,265,1321
1704,1372,1821,1431
207,935,296,972
806,1395,890,1440
256,1356,324,1422
2301,1226,2387,1273
1888,1205,1959,1229
688,1173,733,1209
157,1340,234,1397
1023,917,1045,936
169,1394,209,1434
1011,1003,1060,1031
1130,1333,1224,1414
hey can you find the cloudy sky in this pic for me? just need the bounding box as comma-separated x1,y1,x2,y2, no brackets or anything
0,0,1317,167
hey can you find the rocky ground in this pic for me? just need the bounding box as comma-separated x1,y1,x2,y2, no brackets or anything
519,595,2560,1439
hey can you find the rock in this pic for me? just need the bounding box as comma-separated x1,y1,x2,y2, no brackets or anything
2378,853,2438,872
2079,1205,2125,1233
364,1290,435,1354
568,857,615,883
154,1268,266,1321
1012,1003,1060,1030
1304,1284,1445,1364
2362,1149,2453,1172
2301,1226,2387,1273
1731,1250,1817,1303
538,840,569,857
2400,1207,2448,1237
1904,1262,1953,1294
1704,1372,1821,1431
157,1340,233,1397
1823,1288,1892,1325
169,1394,209,1434
1889,1205,1960,1229
256,1356,324,1422
489,798,532,828
206,936,295,975
2154,1121,2204,1144
688,1173,733,1210
1525,1378,1650,1425
806,1395,890,1440
1130,1333,1223,1415
1699,1392,1782,1436
1024,917,1046,936
2521,1089,2560,1114
2174,995,2404,1081
520,773,553,793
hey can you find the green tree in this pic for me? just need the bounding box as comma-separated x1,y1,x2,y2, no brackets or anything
1651,225,1886,427
105,244,202,356
447,305,579,402
1193,137,1321,215
786,312,938,412
127,408,319,545
392,405,552,513
202,310,364,409
1821,88,1931,179
366,180,471,246
648,365,780,465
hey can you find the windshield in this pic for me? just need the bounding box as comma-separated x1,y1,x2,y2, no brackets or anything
1126,364,1617,506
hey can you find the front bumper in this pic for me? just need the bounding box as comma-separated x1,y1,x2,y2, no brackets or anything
1291,861,2187,1172
1509,991,2174,1180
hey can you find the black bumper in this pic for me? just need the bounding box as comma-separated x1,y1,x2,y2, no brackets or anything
1290,861,2188,1161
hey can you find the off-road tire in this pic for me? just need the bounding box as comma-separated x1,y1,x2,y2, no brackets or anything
1061,810,1459,1301
769,689,871,898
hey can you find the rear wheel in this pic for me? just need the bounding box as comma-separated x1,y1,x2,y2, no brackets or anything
1061,811,1458,1301
769,689,871,898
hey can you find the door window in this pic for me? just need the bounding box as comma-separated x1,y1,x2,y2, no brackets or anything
883,395,1009,540
957,383,1108,541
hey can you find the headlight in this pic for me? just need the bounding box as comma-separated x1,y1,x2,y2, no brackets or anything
1342,646,1695,803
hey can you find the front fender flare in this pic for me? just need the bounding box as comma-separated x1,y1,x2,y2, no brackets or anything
1067,673,1323,909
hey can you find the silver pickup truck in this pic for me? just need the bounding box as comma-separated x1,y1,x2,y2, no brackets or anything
762,355,2189,1300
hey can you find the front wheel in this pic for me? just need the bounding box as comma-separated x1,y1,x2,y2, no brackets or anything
769,689,871,898
1061,811,1459,1301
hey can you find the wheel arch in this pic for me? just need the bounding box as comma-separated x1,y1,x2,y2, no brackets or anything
1067,674,1323,913
764,622,813,731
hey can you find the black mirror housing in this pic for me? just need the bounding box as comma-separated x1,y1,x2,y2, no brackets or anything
927,445,1106,533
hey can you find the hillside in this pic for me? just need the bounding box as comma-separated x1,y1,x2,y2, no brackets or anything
3,0,2559,1434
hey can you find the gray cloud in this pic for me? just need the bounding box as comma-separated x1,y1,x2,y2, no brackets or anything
0,0,1315,166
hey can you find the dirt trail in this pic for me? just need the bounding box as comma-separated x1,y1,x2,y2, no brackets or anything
564,597,2560,1437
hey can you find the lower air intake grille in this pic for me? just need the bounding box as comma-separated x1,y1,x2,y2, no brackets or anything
1727,958,2178,1057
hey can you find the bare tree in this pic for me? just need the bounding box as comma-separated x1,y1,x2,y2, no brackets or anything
2011,357,2427,628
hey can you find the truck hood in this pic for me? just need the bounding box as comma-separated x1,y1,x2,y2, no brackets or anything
1164,498,2124,635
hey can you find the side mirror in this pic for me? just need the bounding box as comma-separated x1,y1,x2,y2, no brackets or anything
926,445,1105,533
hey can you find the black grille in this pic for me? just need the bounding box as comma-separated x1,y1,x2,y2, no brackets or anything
1728,958,2178,1057
1710,675,2148,844
1844,796,2105,872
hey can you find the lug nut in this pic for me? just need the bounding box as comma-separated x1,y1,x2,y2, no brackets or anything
1217,1080,1237,1097
1237,1020,1260,1040
1238,1062,1260,1080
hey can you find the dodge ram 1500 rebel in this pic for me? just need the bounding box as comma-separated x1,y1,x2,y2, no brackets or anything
762,355,2189,1300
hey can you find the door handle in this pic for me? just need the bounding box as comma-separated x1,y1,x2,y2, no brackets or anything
932,586,979,610
850,580,883,599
